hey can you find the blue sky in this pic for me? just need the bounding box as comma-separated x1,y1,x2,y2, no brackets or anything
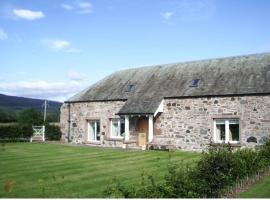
0,0,270,102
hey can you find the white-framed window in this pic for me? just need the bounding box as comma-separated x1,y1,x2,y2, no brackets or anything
88,120,100,142
213,119,239,143
111,118,125,138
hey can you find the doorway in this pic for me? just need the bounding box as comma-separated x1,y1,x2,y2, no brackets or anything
137,117,148,146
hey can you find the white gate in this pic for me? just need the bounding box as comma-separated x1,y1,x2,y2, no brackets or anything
31,126,45,142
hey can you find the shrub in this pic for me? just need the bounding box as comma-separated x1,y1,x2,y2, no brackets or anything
104,162,195,198
191,146,239,197
259,138,270,167
233,148,262,177
0,125,33,141
105,140,270,198
45,125,61,141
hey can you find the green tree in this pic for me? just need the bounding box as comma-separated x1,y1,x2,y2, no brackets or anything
18,108,43,127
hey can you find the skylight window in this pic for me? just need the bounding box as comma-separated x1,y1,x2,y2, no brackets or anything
127,84,135,92
190,79,200,87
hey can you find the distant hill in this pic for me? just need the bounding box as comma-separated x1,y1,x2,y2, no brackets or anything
0,93,62,112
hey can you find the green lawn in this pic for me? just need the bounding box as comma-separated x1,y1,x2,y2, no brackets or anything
240,175,270,198
0,143,200,198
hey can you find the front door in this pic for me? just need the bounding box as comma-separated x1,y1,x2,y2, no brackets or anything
138,117,148,146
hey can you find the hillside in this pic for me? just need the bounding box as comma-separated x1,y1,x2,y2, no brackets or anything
0,93,62,112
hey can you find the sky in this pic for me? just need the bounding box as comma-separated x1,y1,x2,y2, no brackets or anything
0,0,270,102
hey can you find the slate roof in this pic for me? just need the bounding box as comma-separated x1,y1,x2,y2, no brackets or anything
66,52,270,115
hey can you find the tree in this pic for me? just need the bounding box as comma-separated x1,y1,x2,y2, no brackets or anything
18,108,43,127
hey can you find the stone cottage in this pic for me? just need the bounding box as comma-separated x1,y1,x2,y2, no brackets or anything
60,52,270,151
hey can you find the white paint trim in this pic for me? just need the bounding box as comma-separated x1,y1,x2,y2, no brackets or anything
148,115,154,142
124,115,130,141
213,120,217,143
213,119,240,144
110,118,124,139
88,120,100,142
154,99,164,117
225,120,230,143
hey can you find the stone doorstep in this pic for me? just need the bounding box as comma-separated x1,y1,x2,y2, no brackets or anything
83,141,101,146
147,143,176,151
105,138,124,141
123,140,137,144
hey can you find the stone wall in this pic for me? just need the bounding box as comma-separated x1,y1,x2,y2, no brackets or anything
154,95,270,151
60,95,270,151
60,101,125,145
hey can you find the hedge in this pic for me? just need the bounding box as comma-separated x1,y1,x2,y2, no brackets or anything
0,125,33,140
105,139,270,198
0,124,62,142
45,125,61,141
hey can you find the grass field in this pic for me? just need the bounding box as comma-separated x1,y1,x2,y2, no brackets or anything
0,143,200,198
240,175,270,198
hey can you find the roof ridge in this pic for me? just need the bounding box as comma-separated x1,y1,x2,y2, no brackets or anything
114,51,270,73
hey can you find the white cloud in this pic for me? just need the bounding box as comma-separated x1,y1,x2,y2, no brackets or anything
52,40,70,50
0,80,85,102
42,39,81,53
78,2,92,9
13,9,45,20
67,71,87,81
61,4,74,11
161,0,216,23
161,12,174,20
0,28,8,40
61,1,92,14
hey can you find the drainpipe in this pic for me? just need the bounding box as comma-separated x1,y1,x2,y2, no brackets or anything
67,103,71,143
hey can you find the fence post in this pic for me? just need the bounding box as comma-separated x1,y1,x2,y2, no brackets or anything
42,125,45,142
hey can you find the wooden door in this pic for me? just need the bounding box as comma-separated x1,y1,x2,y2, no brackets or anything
138,117,148,146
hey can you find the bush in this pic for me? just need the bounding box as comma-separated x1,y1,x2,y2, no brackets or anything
104,162,195,198
0,125,33,141
105,140,270,198
259,138,270,167
191,146,238,197
45,125,61,141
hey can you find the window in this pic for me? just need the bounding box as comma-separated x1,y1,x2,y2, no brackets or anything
88,120,100,142
111,119,125,138
127,84,135,92
190,79,200,87
214,119,239,143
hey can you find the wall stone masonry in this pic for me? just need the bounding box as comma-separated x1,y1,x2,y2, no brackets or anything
60,95,270,151
60,101,125,145
153,95,270,151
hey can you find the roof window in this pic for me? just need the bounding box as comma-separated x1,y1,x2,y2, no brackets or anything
127,84,135,92
190,79,200,87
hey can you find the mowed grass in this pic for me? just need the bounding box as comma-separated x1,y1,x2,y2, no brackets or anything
0,143,200,198
240,175,270,198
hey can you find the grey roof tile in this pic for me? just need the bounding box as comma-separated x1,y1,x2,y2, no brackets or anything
66,52,270,114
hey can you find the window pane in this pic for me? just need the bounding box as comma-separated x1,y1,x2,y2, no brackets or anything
216,124,225,141
88,122,95,141
120,120,125,137
96,121,100,141
230,124,239,141
111,120,119,137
